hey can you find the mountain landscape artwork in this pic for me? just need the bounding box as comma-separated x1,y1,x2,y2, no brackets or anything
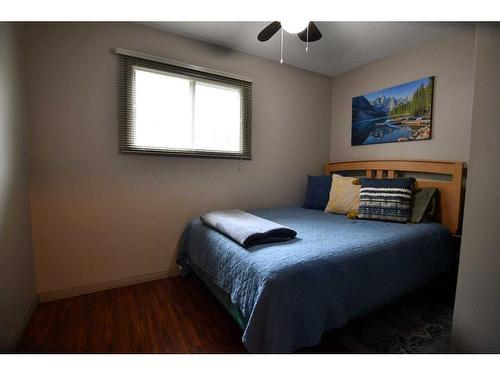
351,77,434,146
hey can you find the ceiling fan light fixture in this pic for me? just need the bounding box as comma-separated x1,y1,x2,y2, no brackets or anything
280,20,308,34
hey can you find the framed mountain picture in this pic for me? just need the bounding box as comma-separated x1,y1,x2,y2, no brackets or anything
351,77,434,146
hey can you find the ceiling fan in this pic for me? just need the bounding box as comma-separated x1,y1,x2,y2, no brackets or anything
257,21,322,63
257,21,322,43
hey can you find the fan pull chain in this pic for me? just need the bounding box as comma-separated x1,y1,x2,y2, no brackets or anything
306,24,309,52
280,28,284,64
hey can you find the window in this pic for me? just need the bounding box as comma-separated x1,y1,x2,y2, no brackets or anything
117,49,252,159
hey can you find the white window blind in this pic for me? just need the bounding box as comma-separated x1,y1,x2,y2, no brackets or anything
117,49,252,159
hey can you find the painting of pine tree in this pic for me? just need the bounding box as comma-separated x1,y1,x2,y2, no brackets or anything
351,77,434,146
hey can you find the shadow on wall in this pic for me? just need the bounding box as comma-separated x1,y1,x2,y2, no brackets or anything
0,23,37,351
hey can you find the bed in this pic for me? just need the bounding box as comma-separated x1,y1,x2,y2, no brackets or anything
177,160,465,353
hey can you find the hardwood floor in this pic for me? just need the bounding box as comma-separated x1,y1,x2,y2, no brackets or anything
17,275,454,354
17,275,350,353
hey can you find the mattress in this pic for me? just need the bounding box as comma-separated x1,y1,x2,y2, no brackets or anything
177,206,451,353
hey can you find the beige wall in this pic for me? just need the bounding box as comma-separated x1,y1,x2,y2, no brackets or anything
451,24,500,353
22,23,332,295
330,26,476,162
0,23,37,350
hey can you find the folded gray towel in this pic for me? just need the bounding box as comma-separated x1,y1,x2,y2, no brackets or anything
200,209,297,248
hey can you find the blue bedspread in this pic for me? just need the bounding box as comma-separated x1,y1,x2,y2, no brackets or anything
177,206,451,353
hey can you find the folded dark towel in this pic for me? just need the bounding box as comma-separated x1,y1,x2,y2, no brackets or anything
200,209,297,248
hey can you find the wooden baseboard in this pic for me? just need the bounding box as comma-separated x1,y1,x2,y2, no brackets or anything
38,268,180,303
7,295,39,352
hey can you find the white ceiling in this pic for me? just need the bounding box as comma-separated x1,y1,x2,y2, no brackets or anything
142,22,468,77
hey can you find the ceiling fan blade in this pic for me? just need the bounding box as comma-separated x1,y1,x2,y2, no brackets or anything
257,21,282,42
297,22,322,42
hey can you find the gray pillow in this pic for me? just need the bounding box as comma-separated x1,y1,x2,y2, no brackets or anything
411,187,438,223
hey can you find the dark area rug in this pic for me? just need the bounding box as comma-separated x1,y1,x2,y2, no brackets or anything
304,283,454,353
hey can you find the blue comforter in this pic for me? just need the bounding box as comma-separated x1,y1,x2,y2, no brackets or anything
177,206,451,353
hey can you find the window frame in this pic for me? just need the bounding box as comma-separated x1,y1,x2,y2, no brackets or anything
117,48,253,159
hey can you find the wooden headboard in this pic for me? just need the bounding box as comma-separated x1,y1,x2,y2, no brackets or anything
325,159,466,234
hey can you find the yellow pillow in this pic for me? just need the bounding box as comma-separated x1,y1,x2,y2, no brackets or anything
324,174,361,214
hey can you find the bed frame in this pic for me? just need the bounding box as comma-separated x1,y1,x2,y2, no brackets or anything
325,159,466,234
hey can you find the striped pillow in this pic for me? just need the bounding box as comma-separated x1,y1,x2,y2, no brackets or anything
357,177,416,223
